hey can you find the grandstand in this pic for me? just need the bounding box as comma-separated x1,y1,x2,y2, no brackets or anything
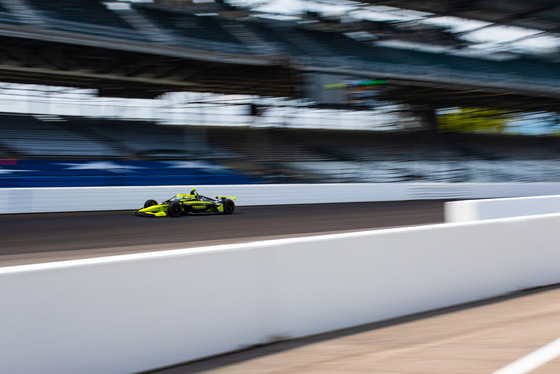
2,111,560,186
0,0,559,187
0,0,557,104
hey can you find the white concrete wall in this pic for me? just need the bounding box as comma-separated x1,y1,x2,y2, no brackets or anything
2,213,560,374
445,194,560,222
2,182,560,214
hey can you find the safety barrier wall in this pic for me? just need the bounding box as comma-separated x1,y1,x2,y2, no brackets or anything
2,213,560,374
1,182,560,214
445,194,560,222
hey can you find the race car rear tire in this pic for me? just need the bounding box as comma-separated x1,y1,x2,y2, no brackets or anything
223,199,235,214
144,199,158,208
168,201,182,217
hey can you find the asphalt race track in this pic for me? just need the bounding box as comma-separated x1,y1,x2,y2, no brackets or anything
0,200,446,266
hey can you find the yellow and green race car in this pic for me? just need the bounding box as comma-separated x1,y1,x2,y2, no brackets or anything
134,188,236,217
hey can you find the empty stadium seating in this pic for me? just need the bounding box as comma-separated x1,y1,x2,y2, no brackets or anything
1,113,560,186
131,5,255,53
0,0,557,87
27,0,131,28
20,0,146,40
0,115,121,157
0,3,19,24
133,6,234,43
0,158,256,187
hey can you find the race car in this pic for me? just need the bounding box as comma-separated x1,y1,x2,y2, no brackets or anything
134,188,236,217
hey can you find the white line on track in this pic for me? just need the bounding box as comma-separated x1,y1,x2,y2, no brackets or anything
492,337,560,374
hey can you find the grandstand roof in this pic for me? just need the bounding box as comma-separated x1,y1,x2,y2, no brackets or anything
237,0,560,33
360,0,560,32
0,0,557,112
232,0,560,58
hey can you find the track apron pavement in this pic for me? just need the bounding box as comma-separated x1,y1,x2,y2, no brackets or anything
143,285,560,374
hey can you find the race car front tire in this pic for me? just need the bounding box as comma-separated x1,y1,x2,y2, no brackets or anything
223,199,235,214
144,199,158,208
168,201,182,217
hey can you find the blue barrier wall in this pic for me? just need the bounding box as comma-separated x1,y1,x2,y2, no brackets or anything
0,160,258,187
